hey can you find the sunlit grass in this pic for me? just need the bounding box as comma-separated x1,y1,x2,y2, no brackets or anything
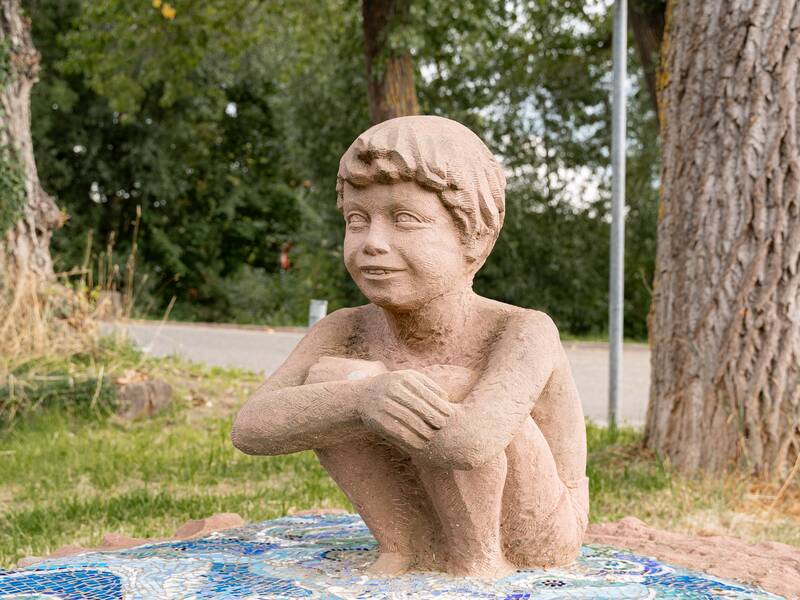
0,407,347,565
1,341,798,567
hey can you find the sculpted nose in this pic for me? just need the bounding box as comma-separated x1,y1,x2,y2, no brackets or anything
362,225,390,256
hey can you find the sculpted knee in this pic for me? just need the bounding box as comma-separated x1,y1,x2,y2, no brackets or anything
305,356,388,385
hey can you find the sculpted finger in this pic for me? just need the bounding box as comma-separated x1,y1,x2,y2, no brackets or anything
384,402,435,441
398,427,427,451
377,414,428,451
388,388,446,429
387,424,427,451
402,374,454,416
411,372,448,398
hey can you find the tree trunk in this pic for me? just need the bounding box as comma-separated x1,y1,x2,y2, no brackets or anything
362,0,420,125
629,0,665,115
0,0,60,279
646,0,800,478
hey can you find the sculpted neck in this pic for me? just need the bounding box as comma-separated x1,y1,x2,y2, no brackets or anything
380,289,477,356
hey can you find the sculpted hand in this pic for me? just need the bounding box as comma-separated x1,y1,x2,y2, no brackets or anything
359,370,455,453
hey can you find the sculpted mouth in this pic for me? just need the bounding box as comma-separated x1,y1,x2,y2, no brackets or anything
360,266,404,276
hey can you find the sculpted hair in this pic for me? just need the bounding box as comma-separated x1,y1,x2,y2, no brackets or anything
336,115,506,266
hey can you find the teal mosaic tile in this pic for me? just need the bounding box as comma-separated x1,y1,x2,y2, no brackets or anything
0,514,784,599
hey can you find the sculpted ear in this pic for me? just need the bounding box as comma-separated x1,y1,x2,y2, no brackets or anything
463,233,497,272
464,245,479,264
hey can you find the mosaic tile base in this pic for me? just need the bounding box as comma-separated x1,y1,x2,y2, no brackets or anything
0,514,783,599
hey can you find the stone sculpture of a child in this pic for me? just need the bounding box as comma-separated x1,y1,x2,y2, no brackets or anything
232,115,588,578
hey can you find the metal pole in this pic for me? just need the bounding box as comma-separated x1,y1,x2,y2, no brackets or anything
609,0,627,431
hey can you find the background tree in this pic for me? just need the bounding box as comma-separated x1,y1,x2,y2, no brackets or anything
629,0,665,114
1,0,60,278
646,0,800,477
362,0,420,123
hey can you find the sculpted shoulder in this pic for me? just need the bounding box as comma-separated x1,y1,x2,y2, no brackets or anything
475,297,561,349
304,306,364,349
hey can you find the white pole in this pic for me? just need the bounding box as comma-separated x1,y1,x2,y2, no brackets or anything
609,0,627,430
308,299,328,327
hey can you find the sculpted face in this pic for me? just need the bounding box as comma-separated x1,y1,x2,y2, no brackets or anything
342,180,471,311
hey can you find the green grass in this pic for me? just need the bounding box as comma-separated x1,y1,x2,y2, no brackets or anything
584,424,800,549
1,340,798,567
586,424,716,522
1,338,348,565
0,408,348,565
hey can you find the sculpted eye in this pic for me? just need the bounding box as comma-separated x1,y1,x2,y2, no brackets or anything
395,212,422,224
347,213,368,226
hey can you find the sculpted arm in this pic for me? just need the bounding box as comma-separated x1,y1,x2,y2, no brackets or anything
422,312,564,470
231,309,370,455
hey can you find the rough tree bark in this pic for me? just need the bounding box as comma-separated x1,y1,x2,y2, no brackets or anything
362,0,420,125
646,0,800,478
0,0,60,278
629,0,665,114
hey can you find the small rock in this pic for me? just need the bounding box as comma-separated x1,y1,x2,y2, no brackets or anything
21,513,246,567
47,545,86,559
17,556,44,568
115,369,148,385
100,533,150,550
116,379,172,420
173,513,245,539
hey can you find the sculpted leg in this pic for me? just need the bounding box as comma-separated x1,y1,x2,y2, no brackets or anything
414,453,515,577
316,437,439,573
305,357,439,574
405,363,513,576
501,416,588,568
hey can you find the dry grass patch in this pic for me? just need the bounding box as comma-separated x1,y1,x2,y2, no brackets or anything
586,424,800,548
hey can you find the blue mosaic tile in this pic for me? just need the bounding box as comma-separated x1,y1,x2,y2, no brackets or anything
0,514,784,599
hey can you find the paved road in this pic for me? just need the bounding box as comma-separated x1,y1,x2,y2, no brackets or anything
108,321,651,426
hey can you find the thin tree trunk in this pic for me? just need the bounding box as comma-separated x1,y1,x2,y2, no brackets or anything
646,0,800,478
362,0,420,125
0,0,60,279
629,0,665,115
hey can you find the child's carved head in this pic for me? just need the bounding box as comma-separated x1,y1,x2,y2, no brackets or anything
337,116,506,310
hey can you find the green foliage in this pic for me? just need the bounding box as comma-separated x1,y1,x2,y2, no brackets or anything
58,2,261,120
266,1,372,313
408,0,659,337
0,145,26,236
27,0,307,321
0,39,22,238
26,0,659,337
636,0,667,16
